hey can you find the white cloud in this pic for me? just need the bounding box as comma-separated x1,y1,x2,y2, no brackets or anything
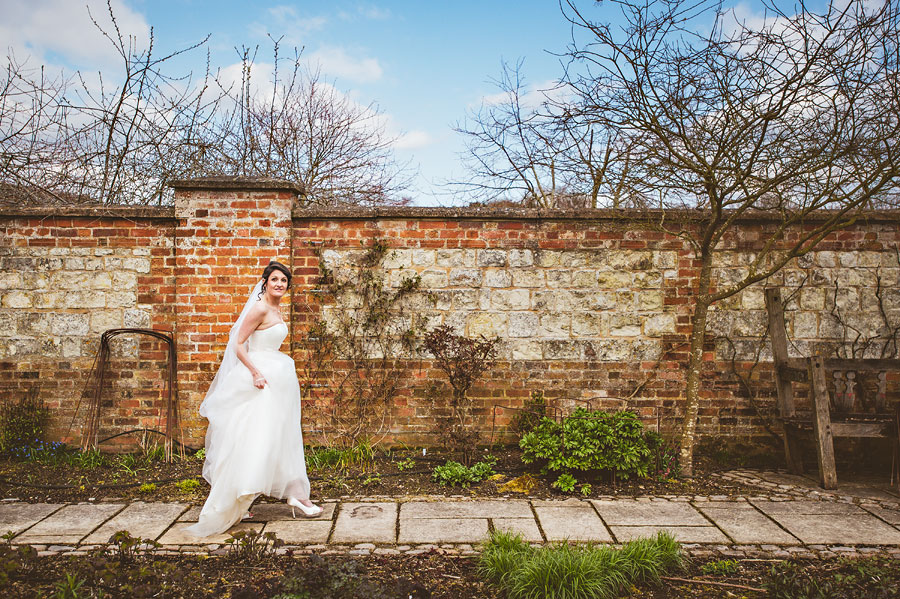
338,4,392,21
307,46,383,83
0,0,150,70
394,130,433,150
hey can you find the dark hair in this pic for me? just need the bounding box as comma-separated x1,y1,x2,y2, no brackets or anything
258,261,292,298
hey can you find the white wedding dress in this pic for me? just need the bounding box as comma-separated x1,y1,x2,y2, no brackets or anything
187,322,311,536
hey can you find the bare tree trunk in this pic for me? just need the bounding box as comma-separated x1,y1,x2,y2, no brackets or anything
679,260,712,477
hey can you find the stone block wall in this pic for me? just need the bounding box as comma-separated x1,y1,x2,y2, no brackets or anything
1,181,898,450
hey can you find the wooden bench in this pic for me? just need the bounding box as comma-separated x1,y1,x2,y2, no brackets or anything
765,288,900,489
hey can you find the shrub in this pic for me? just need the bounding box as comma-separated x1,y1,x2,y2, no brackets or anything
509,390,548,438
138,483,157,494
432,456,497,488
0,390,48,456
765,556,900,599
175,478,200,493
479,529,685,599
273,554,398,599
520,408,655,487
224,529,284,564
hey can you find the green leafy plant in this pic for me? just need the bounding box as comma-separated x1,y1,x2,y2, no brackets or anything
509,390,548,438
175,478,200,493
520,408,655,487
73,448,108,470
765,556,900,599
138,483,157,494
432,456,497,488
224,529,284,564
194,447,206,461
53,572,86,599
552,473,577,493
361,474,381,487
580,483,592,497
0,530,37,587
307,440,377,472
392,457,415,471
424,324,499,465
479,529,685,599
107,530,160,562
700,558,740,576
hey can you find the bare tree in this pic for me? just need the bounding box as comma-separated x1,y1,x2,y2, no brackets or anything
454,59,639,209
558,0,900,474
209,40,412,206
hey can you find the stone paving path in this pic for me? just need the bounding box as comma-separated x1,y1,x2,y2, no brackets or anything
3,493,900,558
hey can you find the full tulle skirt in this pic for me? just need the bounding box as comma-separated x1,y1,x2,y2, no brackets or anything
186,349,311,537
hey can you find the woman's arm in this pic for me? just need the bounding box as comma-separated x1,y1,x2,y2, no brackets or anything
235,303,268,388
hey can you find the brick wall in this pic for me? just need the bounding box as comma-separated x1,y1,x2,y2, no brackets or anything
1,181,898,451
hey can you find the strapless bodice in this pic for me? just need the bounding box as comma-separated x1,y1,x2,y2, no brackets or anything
247,322,287,352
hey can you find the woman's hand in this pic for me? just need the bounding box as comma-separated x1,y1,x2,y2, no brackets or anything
252,373,267,389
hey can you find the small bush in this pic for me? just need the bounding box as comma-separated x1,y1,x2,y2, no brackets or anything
509,390,548,438
432,456,497,487
765,556,900,599
700,559,740,576
224,529,284,564
273,554,398,599
138,483,157,494
0,391,48,456
520,408,655,487
175,478,200,493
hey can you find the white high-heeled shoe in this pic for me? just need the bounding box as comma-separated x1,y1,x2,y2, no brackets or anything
287,497,322,518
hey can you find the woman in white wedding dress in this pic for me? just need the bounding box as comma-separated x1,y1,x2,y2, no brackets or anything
187,261,321,537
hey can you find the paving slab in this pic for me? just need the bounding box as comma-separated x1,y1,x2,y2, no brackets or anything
696,503,799,545
768,514,900,545
263,520,332,544
331,502,396,544
0,503,64,538
534,506,611,542
178,505,201,521
862,505,900,526
400,500,532,519
83,502,189,544
245,502,335,522
751,500,864,516
157,521,261,545
398,518,489,544
591,499,708,526
610,525,729,544
492,518,543,542
16,503,125,544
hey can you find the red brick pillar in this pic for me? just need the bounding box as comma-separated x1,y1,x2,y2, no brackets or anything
170,177,301,446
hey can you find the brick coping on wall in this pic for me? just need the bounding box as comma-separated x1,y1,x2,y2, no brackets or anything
4,204,899,224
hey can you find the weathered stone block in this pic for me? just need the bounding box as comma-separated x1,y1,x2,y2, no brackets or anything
643,313,676,337
800,288,826,311
542,340,579,359
636,290,664,311
419,270,448,288
2,291,32,308
124,309,151,328
467,312,507,337
436,249,475,267
584,339,631,361
89,311,121,333
791,312,818,339
478,249,507,267
449,268,482,287
91,272,112,290
0,272,22,290
111,271,137,289
412,249,436,266
540,313,570,337
508,312,539,337
17,313,51,335
508,249,534,267
608,314,641,337
572,270,598,288
535,250,561,267
33,292,62,309
572,290,616,311
653,251,678,269
0,313,15,336
389,269,418,288
572,312,603,336
509,339,542,360
742,287,765,310
484,269,512,288
511,269,543,288
545,270,571,288
633,271,663,288
491,289,530,311
107,292,137,308
608,251,653,270
597,270,631,289
381,249,411,269
52,313,90,336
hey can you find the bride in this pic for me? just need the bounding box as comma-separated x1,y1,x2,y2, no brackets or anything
187,261,321,537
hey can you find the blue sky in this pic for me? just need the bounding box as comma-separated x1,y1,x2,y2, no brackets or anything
2,0,586,204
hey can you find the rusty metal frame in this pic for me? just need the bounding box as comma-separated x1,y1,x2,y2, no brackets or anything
69,328,179,460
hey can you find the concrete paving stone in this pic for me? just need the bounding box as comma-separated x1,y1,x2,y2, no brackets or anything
590,499,709,526
534,506,612,542
398,518,489,544
696,504,800,545
861,505,900,525
245,502,335,522
0,503,64,538
492,518,543,542
771,514,900,545
178,505,201,521
331,502,396,544
16,503,125,544
262,520,332,544
157,522,261,545
83,502,189,544
530,498,586,507
751,500,864,516
610,525,729,544
400,500,532,519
